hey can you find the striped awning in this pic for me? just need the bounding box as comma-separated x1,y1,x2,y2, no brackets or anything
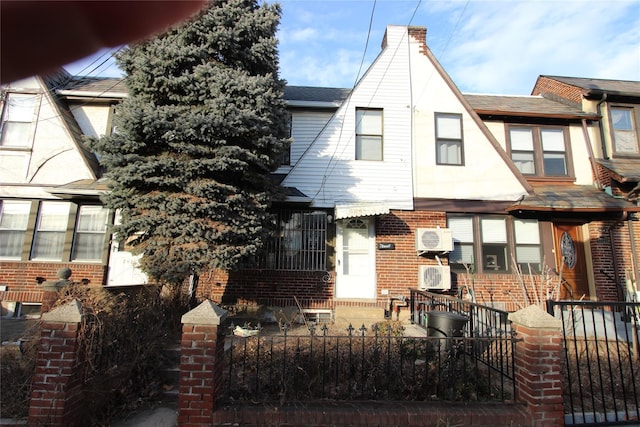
334,203,390,220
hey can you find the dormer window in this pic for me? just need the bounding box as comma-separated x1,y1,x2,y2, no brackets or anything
508,125,570,177
610,106,639,156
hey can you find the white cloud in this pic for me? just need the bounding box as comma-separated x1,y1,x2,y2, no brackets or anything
437,1,640,93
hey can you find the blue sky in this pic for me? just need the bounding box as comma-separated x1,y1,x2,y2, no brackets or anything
65,0,640,95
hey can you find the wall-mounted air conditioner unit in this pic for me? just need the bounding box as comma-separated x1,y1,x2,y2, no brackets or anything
418,265,451,291
415,228,453,252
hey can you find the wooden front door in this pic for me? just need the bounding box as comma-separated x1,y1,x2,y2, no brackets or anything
553,223,590,300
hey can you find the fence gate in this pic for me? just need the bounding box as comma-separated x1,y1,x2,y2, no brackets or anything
547,300,640,426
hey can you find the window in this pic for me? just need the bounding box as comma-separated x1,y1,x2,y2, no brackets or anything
611,107,639,155
513,219,542,273
355,108,383,160
447,214,541,274
508,125,569,177
72,206,109,261
1,93,37,147
435,113,463,165
449,216,474,267
31,202,70,260
0,200,30,259
260,210,327,270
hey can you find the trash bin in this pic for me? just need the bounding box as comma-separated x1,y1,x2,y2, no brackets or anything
427,311,468,338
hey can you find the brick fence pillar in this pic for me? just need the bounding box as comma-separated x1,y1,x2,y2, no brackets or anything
509,304,564,427
178,300,228,427
28,299,84,427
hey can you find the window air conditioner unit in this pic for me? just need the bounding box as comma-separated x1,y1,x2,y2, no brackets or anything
416,228,453,252
418,265,451,291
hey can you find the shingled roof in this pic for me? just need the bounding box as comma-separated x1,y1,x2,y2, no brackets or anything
539,76,640,98
507,184,640,213
57,77,351,106
464,94,598,119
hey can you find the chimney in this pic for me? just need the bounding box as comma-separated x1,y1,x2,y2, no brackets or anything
408,26,428,55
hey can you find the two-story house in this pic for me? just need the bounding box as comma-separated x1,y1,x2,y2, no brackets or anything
2,25,638,322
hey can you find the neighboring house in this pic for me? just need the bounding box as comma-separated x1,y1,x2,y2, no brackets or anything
531,76,640,302
2,25,638,320
0,72,116,317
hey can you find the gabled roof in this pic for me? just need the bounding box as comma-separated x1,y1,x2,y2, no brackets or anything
597,159,640,182
464,94,598,119
40,72,101,178
538,75,640,98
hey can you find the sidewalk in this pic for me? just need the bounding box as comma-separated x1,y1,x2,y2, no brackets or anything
111,406,177,427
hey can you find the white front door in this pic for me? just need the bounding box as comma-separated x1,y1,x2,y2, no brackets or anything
335,218,376,299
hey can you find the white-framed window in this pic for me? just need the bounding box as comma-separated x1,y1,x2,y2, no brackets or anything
355,108,383,161
448,214,541,274
508,125,569,177
72,206,109,261
31,202,71,260
611,107,639,155
435,113,463,165
0,200,31,259
1,93,38,148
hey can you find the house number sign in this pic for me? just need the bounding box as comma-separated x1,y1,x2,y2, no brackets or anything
560,232,577,269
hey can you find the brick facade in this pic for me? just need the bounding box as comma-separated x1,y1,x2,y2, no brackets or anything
0,262,107,309
193,208,638,314
531,76,582,105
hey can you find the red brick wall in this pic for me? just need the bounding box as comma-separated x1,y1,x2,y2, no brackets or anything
377,211,532,310
589,219,637,301
0,262,107,304
531,76,582,105
29,316,84,427
193,210,638,309
196,268,334,307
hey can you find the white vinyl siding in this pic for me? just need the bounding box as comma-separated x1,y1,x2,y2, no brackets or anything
289,111,334,166
282,26,413,210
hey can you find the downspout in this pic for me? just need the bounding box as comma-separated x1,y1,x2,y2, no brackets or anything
581,118,602,190
629,216,639,298
595,92,609,159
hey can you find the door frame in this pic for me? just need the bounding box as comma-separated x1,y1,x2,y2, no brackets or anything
335,217,377,300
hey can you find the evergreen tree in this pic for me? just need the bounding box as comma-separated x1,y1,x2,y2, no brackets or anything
92,0,289,284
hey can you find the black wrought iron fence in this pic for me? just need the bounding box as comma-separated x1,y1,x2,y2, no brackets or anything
547,300,640,426
222,322,516,404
